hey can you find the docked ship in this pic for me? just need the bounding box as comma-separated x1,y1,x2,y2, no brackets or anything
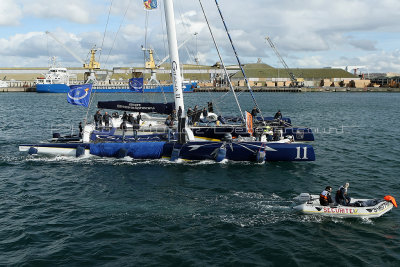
36,35,196,93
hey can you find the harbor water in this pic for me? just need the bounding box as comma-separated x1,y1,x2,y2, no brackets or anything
0,92,399,265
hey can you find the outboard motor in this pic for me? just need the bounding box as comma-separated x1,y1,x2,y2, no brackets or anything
293,193,312,203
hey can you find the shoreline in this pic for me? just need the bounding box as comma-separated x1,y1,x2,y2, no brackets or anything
1,86,400,93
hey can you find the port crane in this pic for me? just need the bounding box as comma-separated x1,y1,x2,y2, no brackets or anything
45,31,100,83
265,36,304,87
142,34,194,84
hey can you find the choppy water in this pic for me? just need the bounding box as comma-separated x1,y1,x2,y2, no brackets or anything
0,92,399,266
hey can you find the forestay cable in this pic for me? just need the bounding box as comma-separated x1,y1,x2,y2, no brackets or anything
213,0,264,120
198,0,245,123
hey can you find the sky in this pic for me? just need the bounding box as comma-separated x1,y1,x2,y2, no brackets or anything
1,0,400,73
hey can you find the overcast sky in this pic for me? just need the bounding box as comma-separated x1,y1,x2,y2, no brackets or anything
1,0,400,73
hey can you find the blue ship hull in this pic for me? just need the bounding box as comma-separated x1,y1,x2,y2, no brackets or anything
36,83,195,93
20,140,315,162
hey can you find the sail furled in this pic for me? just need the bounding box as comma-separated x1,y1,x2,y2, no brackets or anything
97,101,174,115
67,84,92,107
143,0,158,10
246,111,253,135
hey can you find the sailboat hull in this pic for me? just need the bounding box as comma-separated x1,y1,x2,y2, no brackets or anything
19,141,315,162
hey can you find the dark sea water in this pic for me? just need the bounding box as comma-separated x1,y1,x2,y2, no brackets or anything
0,92,399,266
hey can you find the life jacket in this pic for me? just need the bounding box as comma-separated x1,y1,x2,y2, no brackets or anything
320,190,330,205
320,190,329,201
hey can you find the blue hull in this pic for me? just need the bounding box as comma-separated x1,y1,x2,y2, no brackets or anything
21,141,315,162
36,83,195,93
36,84,70,93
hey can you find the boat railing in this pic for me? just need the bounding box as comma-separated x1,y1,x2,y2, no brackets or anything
50,122,80,138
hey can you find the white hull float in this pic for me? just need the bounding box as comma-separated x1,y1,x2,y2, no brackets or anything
293,193,397,219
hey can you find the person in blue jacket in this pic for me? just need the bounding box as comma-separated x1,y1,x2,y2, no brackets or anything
335,182,351,206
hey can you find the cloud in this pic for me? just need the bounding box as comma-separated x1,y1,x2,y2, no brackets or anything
1,0,400,72
0,0,23,26
348,39,377,51
21,0,102,24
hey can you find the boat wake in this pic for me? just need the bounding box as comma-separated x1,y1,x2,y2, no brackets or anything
21,154,265,166
215,192,378,227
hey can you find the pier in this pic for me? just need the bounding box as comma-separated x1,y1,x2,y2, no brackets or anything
193,86,400,93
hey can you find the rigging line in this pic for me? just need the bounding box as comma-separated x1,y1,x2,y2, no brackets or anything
198,0,245,123
104,0,132,66
98,0,114,63
213,0,264,121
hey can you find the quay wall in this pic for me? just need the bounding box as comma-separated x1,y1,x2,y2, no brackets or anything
1,86,400,93
193,86,400,93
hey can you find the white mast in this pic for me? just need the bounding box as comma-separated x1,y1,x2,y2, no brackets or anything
164,0,185,117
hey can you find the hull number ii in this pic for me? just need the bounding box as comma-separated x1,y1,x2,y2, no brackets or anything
295,146,308,160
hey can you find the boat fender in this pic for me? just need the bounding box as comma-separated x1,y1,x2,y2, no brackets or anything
28,147,38,155
116,148,128,159
170,148,180,161
76,146,85,157
384,195,397,208
256,150,266,163
215,147,227,162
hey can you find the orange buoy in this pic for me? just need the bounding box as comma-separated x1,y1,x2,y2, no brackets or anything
384,195,397,208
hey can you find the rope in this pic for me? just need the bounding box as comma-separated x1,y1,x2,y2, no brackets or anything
198,0,245,123
104,0,132,66
213,0,264,121
98,0,114,63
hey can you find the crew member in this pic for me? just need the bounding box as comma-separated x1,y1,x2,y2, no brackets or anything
103,112,111,130
263,125,273,141
274,110,282,120
137,112,142,125
78,122,83,137
165,115,173,127
335,183,351,206
319,186,333,206
171,110,176,121
251,106,259,123
122,112,128,122
120,121,127,142
187,107,194,125
94,110,102,130
202,107,208,118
